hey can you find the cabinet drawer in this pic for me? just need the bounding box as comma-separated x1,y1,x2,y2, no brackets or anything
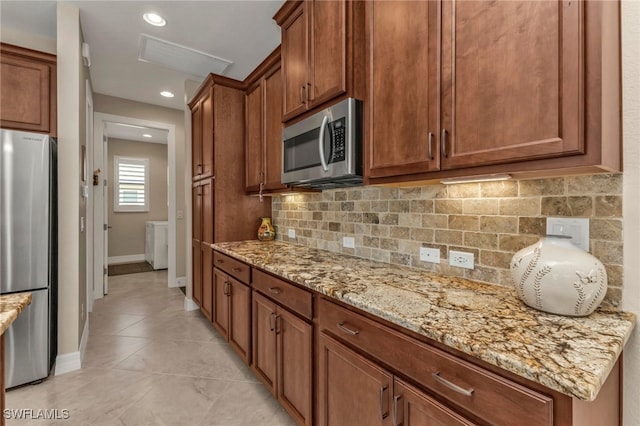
252,269,312,320
213,251,250,283
317,298,553,426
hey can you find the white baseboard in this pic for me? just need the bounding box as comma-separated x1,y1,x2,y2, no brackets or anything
108,254,145,265
172,276,186,288
54,352,82,376
184,296,199,311
79,316,89,364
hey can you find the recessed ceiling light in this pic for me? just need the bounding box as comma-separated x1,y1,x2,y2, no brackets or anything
160,90,175,98
142,134,153,138
143,13,166,27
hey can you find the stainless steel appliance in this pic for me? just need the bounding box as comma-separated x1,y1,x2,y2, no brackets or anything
282,98,362,189
1,129,57,388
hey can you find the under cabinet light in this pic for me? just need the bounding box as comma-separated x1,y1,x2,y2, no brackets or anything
142,134,152,138
440,174,512,185
160,91,175,98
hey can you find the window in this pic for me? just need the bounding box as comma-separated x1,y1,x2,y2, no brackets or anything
114,156,149,212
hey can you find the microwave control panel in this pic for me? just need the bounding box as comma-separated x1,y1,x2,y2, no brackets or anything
330,118,346,163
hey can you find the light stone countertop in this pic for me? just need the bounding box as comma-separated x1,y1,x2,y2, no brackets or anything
212,240,636,401
0,292,32,335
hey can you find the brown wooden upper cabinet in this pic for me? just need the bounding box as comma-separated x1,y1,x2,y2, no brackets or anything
274,0,365,123
367,1,621,182
191,85,214,181
0,43,57,136
244,48,288,194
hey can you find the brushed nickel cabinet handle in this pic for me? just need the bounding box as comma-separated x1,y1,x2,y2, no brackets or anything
379,385,389,420
392,395,402,426
441,129,449,158
432,372,474,396
232,267,242,273
269,312,276,332
275,314,281,335
337,322,360,336
268,287,282,295
216,259,224,263
300,85,305,104
428,132,434,160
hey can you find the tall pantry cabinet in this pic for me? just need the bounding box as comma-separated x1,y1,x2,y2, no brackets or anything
189,75,271,314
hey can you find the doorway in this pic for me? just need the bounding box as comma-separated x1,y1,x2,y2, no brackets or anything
92,112,177,302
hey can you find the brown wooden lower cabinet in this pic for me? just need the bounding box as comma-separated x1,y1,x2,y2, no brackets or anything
318,332,482,426
252,292,312,426
212,267,251,364
200,246,213,321
318,332,394,426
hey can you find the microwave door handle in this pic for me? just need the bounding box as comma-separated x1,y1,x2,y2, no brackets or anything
318,115,330,172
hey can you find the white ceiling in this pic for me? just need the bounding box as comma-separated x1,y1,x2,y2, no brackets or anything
106,122,168,144
0,1,283,110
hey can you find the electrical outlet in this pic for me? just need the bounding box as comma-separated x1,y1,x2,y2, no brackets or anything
287,229,296,239
449,250,474,269
343,236,355,248
419,247,440,263
546,217,589,251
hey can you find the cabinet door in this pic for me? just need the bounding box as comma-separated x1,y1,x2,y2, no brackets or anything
252,292,277,395
192,183,202,241
0,52,54,135
277,308,312,426
191,239,202,307
191,100,203,180
281,3,309,121
228,278,251,364
318,333,393,426
200,87,215,178
200,245,213,321
441,0,582,169
245,81,263,192
367,0,439,178
201,178,214,244
263,65,287,191
212,268,229,339
309,0,347,108
393,378,476,426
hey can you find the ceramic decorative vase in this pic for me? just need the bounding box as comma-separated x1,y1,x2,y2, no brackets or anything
257,217,276,241
510,235,607,316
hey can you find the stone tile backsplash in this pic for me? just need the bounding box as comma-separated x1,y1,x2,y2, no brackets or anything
271,174,623,307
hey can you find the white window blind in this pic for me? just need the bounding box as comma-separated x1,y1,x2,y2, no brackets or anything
114,156,149,212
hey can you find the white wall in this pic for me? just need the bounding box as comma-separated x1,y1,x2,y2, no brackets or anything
56,2,84,361
622,1,640,424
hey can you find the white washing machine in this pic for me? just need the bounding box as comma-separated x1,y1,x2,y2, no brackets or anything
145,221,168,270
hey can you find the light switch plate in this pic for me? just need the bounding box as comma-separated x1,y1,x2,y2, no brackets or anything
287,229,296,239
419,247,440,263
343,236,355,248
546,217,589,251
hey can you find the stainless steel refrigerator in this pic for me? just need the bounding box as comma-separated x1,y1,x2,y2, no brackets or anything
0,129,57,388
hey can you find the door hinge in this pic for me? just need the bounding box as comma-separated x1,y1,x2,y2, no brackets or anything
104,224,108,230
104,179,107,186
104,267,107,275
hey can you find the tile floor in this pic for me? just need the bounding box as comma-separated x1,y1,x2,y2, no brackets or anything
6,271,296,426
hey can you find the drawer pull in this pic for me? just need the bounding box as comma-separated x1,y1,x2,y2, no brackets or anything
337,322,360,336
432,372,474,396
378,385,389,420
268,287,282,295
232,267,242,273
392,395,402,426
216,259,225,263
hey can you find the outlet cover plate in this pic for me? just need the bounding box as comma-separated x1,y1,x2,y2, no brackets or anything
343,236,355,248
419,247,440,263
546,217,589,251
287,229,296,239
449,250,474,269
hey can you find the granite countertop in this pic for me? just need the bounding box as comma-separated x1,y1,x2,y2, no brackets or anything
0,292,32,335
212,240,636,401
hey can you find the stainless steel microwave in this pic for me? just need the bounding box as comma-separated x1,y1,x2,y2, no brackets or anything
281,98,362,189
